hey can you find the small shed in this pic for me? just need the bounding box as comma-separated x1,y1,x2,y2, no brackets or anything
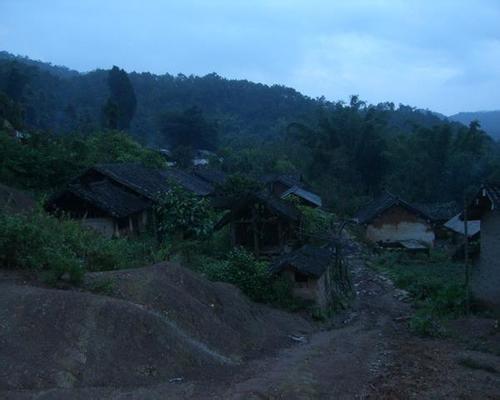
215,192,302,257
355,191,435,247
466,184,500,313
269,245,338,310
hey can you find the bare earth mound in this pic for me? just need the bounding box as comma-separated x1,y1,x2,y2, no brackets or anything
0,263,311,393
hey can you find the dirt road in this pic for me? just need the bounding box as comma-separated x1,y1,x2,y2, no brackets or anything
4,252,500,400
198,253,500,400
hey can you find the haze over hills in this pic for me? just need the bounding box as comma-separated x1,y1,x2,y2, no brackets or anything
0,51,472,145
448,111,500,140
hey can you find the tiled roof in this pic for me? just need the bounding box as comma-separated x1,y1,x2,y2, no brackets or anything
269,245,335,278
163,168,214,196
281,185,322,208
354,191,432,224
94,163,171,200
66,181,151,218
93,163,214,198
413,202,460,222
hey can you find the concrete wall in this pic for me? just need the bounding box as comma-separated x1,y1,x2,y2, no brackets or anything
366,205,435,246
475,210,500,313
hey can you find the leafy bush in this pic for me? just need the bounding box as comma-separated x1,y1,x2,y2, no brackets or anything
156,184,215,241
0,210,157,284
202,248,271,302
298,205,335,244
199,247,302,309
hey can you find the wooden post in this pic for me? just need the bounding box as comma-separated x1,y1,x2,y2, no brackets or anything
463,196,470,314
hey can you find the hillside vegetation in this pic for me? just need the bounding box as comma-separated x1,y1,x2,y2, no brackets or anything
1,50,500,212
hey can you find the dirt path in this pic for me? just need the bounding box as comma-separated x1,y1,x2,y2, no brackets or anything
191,251,500,399
5,251,500,400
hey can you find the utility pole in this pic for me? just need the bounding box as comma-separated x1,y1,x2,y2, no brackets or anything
463,195,470,314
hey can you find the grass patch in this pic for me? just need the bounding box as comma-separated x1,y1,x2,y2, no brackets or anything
87,279,115,296
370,250,467,336
0,210,160,285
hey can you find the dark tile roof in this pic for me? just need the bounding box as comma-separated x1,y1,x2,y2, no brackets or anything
162,168,214,196
269,245,335,278
354,191,432,224
93,163,213,198
281,185,323,208
413,202,460,222
93,163,171,200
66,181,150,218
215,191,301,229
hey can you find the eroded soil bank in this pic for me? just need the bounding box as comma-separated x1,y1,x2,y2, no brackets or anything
2,252,499,399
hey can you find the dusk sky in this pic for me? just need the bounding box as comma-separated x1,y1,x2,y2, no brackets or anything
1,0,499,115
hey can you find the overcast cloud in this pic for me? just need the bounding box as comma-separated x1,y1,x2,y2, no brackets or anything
1,0,499,114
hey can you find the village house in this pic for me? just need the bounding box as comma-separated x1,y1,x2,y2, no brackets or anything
466,184,500,313
354,191,436,249
46,163,214,237
269,244,337,310
215,192,302,257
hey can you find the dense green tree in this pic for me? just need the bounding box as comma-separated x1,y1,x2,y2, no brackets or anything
106,66,137,130
101,99,119,130
158,106,218,151
0,90,23,129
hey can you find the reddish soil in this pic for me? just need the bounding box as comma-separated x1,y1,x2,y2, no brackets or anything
2,252,500,399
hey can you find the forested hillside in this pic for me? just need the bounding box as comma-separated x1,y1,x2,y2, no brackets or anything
0,51,453,143
1,51,500,212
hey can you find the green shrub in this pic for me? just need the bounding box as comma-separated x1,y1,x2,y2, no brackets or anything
298,205,335,244
156,184,215,240
0,210,158,285
202,248,271,302
409,311,445,337
87,279,115,296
